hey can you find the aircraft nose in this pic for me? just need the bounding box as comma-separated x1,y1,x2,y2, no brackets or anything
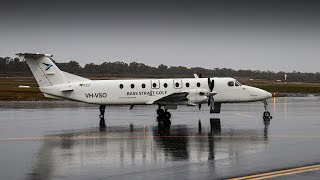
261,90,272,99
256,88,272,100
265,91,272,99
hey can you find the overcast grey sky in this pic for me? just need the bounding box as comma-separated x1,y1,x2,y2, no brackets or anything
0,0,319,72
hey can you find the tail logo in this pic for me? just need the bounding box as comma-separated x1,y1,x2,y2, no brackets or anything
42,63,53,70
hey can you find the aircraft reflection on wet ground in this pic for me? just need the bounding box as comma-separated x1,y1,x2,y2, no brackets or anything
27,118,270,180
1,97,320,179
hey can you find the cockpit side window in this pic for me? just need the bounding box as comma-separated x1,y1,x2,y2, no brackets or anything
228,81,234,86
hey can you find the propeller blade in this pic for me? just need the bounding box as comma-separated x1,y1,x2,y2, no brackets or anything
210,79,214,91
208,78,214,91
198,104,201,110
210,95,215,113
209,97,215,113
208,95,211,106
210,102,214,113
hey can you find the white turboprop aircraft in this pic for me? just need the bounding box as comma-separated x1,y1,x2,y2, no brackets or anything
17,53,272,127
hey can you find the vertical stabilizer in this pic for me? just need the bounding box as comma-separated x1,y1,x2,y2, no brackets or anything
16,53,68,87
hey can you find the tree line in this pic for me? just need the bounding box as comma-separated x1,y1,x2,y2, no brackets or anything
0,57,319,82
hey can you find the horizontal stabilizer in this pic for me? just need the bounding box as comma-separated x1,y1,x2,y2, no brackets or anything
16,53,52,59
60,85,73,92
60,88,73,92
43,93,63,100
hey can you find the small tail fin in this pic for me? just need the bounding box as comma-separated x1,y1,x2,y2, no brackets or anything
16,53,88,87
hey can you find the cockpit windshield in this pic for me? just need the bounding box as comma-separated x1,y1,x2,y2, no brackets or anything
228,80,242,87
235,80,242,86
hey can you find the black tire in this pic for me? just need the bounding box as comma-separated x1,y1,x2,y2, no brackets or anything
157,114,164,120
164,111,171,119
157,108,165,116
263,111,270,118
163,120,171,127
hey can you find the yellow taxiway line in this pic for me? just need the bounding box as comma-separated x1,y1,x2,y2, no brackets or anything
229,164,320,180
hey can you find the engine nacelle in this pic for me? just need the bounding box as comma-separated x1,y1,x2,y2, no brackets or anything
185,88,209,104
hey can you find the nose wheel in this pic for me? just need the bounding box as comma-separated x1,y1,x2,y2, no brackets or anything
262,100,272,120
157,106,171,127
99,105,106,128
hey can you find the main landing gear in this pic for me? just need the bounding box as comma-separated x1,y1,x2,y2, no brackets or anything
99,105,106,128
262,100,272,124
157,106,171,127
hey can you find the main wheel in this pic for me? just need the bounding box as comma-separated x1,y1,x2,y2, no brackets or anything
263,111,271,118
164,111,171,119
157,108,165,116
163,119,171,127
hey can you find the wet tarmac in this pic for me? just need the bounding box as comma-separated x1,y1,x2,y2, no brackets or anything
0,96,320,180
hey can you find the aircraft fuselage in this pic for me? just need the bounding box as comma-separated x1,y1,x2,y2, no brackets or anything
40,77,271,105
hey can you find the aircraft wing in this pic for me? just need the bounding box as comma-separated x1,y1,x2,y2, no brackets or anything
153,92,189,104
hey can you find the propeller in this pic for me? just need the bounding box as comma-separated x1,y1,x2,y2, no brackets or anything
208,95,212,106
196,74,216,111
208,78,214,92
207,77,215,105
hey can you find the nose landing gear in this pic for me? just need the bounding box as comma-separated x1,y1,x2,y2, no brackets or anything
262,100,272,123
157,106,171,127
99,105,106,128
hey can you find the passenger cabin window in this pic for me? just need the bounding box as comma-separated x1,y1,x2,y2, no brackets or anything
186,82,190,87
175,82,179,87
197,82,201,87
131,84,135,89
119,84,124,89
228,81,234,87
153,83,157,88
142,83,146,88
164,83,168,88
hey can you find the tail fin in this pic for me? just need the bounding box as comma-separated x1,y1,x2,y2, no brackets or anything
16,53,89,87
